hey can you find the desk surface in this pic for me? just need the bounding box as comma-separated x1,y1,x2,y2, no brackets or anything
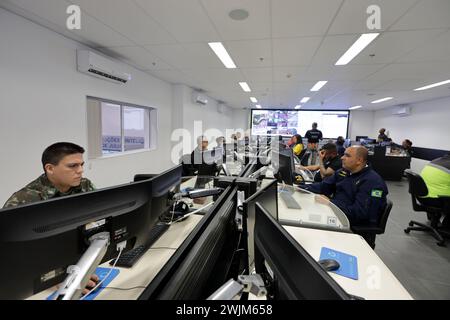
284,226,413,300
278,184,350,232
28,214,204,300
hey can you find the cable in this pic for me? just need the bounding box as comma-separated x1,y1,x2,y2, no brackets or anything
79,247,124,300
168,202,214,225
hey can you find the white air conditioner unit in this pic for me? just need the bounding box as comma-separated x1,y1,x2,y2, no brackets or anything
77,50,131,84
392,105,411,117
192,92,208,105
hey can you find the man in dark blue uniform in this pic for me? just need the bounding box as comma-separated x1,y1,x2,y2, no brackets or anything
301,146,388,247
305,122,323,143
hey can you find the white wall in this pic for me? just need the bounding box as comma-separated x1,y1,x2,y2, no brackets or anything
0,9,174,205
372,96,450,172
348,110,375,140
172,85,246,152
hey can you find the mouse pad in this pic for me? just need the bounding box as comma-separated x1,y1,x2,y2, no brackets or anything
319,247,358,280
46,267,120,300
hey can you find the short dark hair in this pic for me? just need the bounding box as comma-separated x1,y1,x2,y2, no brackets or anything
336,136,345,145
321,143,337,153
312,122,318,127
42,142,85,172
293,134,303,144
404,139,413,147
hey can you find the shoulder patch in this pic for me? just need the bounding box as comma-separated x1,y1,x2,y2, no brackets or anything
371,189,383,198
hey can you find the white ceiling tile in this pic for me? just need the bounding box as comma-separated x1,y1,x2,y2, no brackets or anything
272,0,343,38
310,34,360,67
103,46,173,71
71,0,177,45
146,69,195,85
390,0,450,31
367,62,450,81
145,43,224,69
134,0,220,43
272,37,322,66
329,0,418,34
241,68,273,83
398,30,450,63
225,40,272,68
273,66,308,82
352,29,445,64
200,0,271,40
181,68,244,87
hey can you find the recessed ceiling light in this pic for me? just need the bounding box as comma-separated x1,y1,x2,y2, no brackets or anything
295,105,302,110
310,81,328,92
250,97,258,103
335,33,380,66
300,97,310,103
229,9,249,21
371,97,393,104
208,42,237,69
239,82,251,92
255,105,262,109
414,79,450,91
349,106,362,110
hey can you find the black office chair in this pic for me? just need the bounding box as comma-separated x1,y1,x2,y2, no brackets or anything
180,154,197,176
351,199,393,249
404,169,450,246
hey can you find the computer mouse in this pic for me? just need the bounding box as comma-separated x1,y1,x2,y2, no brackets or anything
318,259,340,271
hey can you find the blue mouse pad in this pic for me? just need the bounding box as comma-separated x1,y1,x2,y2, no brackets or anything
319,247,358,280
46,267,120,300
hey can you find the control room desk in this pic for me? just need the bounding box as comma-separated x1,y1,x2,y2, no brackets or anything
284,226,413,300
28,214,204,300
368,153,411,181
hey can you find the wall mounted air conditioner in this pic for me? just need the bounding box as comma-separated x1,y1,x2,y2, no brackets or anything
192,92,208,105
77,50,131,84
392,105,411,117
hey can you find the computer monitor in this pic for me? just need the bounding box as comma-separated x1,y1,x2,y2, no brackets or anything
254,203,351,300
242,180,278,268
139,184,246,300
0,179,159,300
272,149,295,185
134,165,183,220
356,136,369,142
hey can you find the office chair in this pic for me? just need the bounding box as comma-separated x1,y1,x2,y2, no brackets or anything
351,199,393,249
180,154,197,176
404,170,450,246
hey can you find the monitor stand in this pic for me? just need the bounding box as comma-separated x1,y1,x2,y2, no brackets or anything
53,232,110,300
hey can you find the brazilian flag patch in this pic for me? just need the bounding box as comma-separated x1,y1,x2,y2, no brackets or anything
371,189,383,198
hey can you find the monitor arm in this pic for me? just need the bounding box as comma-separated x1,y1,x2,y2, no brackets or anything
172,187,223,200
54,232,110,300
207,275,267,300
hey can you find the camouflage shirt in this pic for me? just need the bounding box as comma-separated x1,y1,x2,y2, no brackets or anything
3,174,95,208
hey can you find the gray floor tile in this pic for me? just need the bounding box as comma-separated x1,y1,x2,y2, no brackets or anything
418,279,450,300
377,180,450,299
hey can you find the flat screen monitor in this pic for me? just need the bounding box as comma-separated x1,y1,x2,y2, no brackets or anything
251,109,349,139
0,178,159,300
139,185,245,300
272,149,295,185
242,180,278,268
254,202,351,300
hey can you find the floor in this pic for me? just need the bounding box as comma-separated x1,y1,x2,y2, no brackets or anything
375,179,450,300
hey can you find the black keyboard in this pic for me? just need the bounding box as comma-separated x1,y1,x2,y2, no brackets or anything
111,223,169,268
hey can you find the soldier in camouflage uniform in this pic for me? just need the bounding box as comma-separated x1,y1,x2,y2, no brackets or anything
3,142,95,208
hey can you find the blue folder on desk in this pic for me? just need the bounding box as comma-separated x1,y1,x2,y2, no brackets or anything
46,267,120,300
319,247,358,280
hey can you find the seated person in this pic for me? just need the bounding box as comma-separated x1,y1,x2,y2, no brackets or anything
301,146,388,229
301,143,342,182
391,139,413,157
300,142,320,167
377,128,389,143
336,136,345,157
3,142,99,295
290,134,304,157
420,153,450,208
190,136,219,176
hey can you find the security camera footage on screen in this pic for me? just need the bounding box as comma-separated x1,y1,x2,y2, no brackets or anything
251,110,349,138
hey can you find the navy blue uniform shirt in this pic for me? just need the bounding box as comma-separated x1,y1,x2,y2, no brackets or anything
302,166,388,227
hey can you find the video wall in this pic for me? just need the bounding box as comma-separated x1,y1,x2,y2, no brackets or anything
251,110,350,138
